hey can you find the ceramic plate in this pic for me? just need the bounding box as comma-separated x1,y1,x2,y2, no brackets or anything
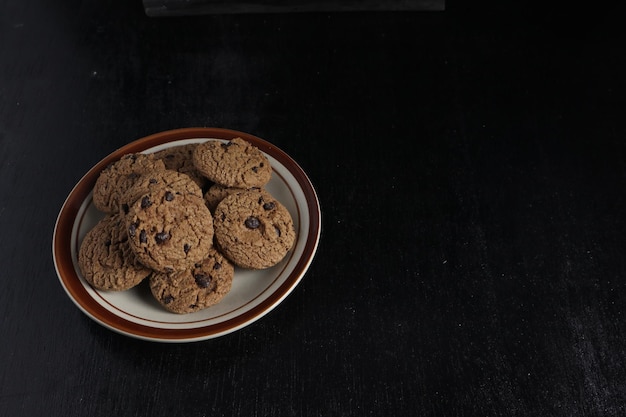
53,127,321,342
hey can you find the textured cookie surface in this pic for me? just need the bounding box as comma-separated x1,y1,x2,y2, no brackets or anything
192,137,272,188
126,188,214,273
78,213,152,291
204,183,263,212
152,143,211,190
149,247,234,314
213,190,296,269
93,153,166,214
121,169,202,214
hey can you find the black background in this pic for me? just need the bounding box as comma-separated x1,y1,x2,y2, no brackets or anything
2,1,626,416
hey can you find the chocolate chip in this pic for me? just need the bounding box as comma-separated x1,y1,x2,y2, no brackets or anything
128,223,137,237
275,226,281,237
263,201,276,210
183,243,191,254
245,216,260,229
149,178,158,184
155,231,170,244
163,295,174,304
213,263,222,270
122,203,129,214
252,166,258,173
141,196,152,209
139,229,147,244
164,191,174,202
194,273,211,288
221,141,234,149
104,240,111,247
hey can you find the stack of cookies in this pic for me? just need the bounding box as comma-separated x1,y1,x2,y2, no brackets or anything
78,138,296,314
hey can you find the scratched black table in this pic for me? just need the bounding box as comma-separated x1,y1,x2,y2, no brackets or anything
2,1,626,416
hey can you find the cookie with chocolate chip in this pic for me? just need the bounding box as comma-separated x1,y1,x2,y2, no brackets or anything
149,247,234,314
192,137,272,188
213,189,296,269
121,169,203,214
125,188,214,273
78,212,152,291
152,143,211,191
93,153,166,214
203,183,263,213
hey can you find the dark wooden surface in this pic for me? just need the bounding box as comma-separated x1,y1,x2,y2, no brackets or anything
2,1,626,416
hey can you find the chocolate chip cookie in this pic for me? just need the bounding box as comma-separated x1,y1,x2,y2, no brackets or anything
121,169,203,214
78,212,152,291
213,189,296,269
93,153,166,214
203,183,263,212
149,247,234,314
192,137,272,188
152,143,211,191
125,188,214,273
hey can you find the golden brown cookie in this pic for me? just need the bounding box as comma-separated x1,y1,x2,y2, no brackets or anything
203,183,263,212
92,153,166,214
213,189,296,269
125,188,214,273
152,143,211,191
121,169,202,214
78,213,152,291
149,247,234,314
192,138,272,188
